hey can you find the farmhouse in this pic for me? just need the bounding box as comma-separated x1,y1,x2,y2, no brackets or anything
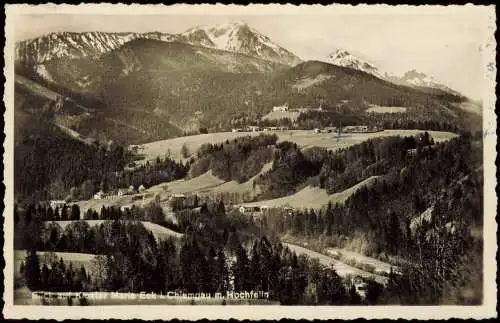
342,125,370,133
169,193,187,201
93,190,104,200
353,277,368,298
324,127,337,133
239,205,261,214
49,200,66,209
117,188,129,196
273,103,289,112
247,125,261,132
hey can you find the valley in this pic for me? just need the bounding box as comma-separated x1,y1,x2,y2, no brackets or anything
12,18,485,307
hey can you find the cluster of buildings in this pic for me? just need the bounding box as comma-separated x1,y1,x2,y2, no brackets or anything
272,103,290,112
93,184,146,200
313,125,383,134
238,205,296,217
49,200,69,209
313,127,339,134
231,126,289,133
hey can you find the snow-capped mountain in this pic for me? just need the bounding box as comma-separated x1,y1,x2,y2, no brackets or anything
396,70,461,95
178,21,302,66
324,49,392,80
15,31,176,64
324,49,461,96
15,21,302,66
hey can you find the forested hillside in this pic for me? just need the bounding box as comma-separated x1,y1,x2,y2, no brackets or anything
262,134,483,304
189,134,277,182
15,39,477,142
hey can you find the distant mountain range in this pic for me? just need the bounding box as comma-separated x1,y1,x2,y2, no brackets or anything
14,21,479,146
15,21,301,66
324,49,462,96
16,21,464,96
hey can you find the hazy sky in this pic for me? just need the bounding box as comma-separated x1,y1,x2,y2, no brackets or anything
11,5,495,100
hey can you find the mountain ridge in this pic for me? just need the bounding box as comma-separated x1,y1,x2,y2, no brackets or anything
15,21,302,67
323,48,463,97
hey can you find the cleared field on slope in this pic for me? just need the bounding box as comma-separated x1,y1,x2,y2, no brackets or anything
242,176,379,210
262,110,301,121
284,243,388,284
14,250,97,279
138,132,264,163
282,129,458,151
44,220,183,240
138,129,458,164
147,170,225,195
202,162,273,196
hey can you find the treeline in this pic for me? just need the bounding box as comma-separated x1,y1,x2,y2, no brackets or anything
190,134,277,182
229,115,294,130
14,202,181,252
100,156,189,194
296,109,366,130
296,110,460,133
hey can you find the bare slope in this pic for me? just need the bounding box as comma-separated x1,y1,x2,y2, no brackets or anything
242,176,379,209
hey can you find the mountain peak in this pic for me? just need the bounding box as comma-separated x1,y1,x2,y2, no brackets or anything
179,21,301,66
325,48,387,80
399,69,460,95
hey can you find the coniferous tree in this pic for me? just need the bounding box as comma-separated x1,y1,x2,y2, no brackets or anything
23,250,41,291
70,204,80,220
232,244,250,291
216,248,229,294
40,263,50,290
60,205,68,221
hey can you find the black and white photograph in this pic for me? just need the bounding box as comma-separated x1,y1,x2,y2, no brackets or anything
3,3,497,320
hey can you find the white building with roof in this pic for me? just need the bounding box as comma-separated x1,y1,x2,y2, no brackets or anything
273,103,289,112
